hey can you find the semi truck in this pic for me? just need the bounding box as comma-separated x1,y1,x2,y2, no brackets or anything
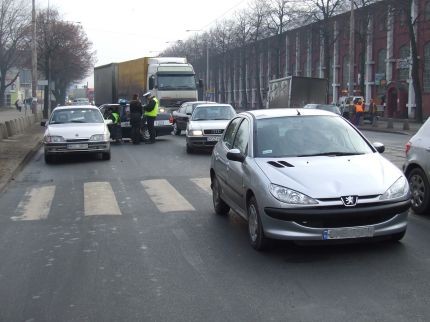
266,76,328,109
94,57,200,111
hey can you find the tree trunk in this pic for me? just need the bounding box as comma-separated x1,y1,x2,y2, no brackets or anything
230,51,235,107
220,53,226,103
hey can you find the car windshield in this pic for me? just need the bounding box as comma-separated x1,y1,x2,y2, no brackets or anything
49,108,104,124
255,115,374,158
158,75,197,90
191,106,236,121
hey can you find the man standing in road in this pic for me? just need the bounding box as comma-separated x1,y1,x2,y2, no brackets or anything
354,98,364,126
129,95,143,144
142,91,159,144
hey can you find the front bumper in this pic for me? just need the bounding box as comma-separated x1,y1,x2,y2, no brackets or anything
186,136,221,148
44,141,110,154
261,199,410,240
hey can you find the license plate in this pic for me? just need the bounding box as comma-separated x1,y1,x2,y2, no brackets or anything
207,136,220,142
67,143,88,150
322,226,374,240
154,120,171,126
121,121,130,127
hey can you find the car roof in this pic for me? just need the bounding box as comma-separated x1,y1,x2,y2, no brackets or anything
195,104,233,108
241,108,337,119
53,105,99,111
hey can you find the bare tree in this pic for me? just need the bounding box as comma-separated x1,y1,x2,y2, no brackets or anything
0,0,30,107
233,9,253,109
36,8,95,116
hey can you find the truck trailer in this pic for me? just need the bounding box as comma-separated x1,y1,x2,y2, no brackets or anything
94,57,200,111
266,76,328,109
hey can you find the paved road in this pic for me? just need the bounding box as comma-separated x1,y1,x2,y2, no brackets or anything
1,134,430,321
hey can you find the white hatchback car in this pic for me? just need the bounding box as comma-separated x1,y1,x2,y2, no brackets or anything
41,105,111,163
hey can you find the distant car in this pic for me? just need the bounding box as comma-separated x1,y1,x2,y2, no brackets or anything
210,108,410,250
186,104,236,153
404,118,430,214
41,105,111,163
98,103,173,141
303,103,342,115
72,98,90,105
172,101,217,135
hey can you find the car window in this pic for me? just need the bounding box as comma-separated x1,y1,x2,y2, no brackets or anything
186,105,193,114
192,105,235,121
223,118,242,149
232,119,249,154
50,108,104,124
255,115,373,157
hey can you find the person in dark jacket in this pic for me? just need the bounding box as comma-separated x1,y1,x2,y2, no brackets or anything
129,94,143,144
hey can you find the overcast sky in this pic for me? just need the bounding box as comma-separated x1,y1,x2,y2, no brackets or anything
42,0,250,87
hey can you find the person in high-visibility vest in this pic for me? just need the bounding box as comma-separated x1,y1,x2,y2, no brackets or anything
143,91,159,144
108,106,122,143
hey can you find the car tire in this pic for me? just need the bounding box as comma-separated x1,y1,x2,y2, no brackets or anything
390,230,406,242
212,175,230,215
44,153,54,164
408,168,430,215
141,126,150,142
102,151,111,161
247,196,269,251
186,144,193,154
173,123,181,135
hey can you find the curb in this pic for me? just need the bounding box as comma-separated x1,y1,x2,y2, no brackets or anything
0,137,43,195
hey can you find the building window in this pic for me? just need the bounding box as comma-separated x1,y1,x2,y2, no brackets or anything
424,42,430,92
399,9,406,27
379,16,387,32
426,1,430,21
398,45,410,81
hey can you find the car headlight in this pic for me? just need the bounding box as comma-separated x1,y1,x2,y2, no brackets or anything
269,184,318,205
45,135,65,143
188,130,203,136
90,134,108,141
380,176,409,200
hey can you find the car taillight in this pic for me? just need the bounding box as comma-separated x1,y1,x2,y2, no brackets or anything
405,142,411,155
169,115,173,124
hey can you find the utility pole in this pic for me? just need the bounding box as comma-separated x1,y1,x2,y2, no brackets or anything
348,0,355,97
31,0,37,115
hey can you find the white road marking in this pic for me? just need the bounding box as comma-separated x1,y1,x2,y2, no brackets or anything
11,186,56,221
84,182,121,216
190,177,211,194
141,179,195,213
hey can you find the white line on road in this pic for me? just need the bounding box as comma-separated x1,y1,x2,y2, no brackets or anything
84,182,121,216
141,179,195,213
11,186,56,221
190,177,211,194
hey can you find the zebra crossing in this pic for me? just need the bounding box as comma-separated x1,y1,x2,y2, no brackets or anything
9,177,212,222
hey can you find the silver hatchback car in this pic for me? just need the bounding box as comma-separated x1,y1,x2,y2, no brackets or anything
403,118,430,214
210,109,410,250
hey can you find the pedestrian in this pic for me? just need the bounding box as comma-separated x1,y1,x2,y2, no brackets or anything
128,95,143,144
368,98,377,125
14,99,22,112
142,91,159,144
354,98,364,126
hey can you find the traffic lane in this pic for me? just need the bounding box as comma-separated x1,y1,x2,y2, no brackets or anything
1,135,430,320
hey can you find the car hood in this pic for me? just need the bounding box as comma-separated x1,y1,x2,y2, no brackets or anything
188,120,231,130
255,153,404,198
46,123,106,139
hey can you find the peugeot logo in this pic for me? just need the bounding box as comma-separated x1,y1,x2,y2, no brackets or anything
341,195,358,207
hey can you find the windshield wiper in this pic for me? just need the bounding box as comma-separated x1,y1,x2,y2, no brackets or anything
70,120,86,123
297,152,364,157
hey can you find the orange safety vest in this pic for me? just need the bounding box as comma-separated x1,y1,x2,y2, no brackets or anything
355,103,364,113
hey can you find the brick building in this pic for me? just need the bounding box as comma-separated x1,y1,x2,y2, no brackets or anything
194,0,430,119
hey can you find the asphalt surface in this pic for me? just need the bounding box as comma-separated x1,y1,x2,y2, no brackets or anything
0,132,430,321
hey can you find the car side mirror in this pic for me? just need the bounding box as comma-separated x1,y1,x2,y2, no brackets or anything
105,119,113,125
227,148,246,163
40,120,46,126
373,142,385,153
186,112,192,115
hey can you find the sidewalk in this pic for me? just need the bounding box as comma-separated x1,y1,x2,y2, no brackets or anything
0,107,44,193
358,117,422,136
